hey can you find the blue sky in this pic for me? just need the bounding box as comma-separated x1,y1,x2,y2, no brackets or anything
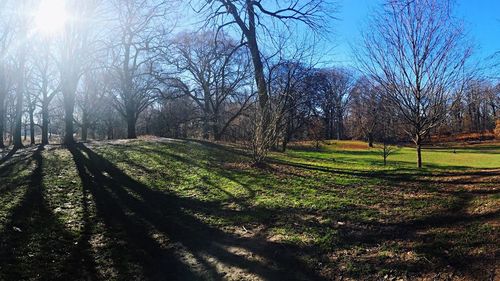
183,0,499,72
330,0,500,66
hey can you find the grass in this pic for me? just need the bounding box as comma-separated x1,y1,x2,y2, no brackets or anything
0,138,498,281
283,140,500,170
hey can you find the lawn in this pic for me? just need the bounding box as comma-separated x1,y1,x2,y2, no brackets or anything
0,138,498,281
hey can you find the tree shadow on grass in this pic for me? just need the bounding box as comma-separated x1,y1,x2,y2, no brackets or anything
0,148,17,165
271,157,500,187
0,146,99,281
1,141,496,280
107,142,261,207
320,183,498,280
67,143,328,281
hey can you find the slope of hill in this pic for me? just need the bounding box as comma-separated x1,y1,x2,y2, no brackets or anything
0,139,498,280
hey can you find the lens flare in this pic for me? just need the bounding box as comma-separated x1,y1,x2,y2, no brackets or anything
34,0,68,34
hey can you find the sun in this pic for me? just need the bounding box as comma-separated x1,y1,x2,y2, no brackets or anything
34,0,68,34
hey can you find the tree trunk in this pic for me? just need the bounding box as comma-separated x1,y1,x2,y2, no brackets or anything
337,119,343,140
29,107,35,145
246,11,269,164
81,111,88,142
107,123,114,140
81,124,88,142
212,111,220,141
416,135,423,168
13,88,24,149
213,130,221,141
41,102,49,145
329,113,335,139
63,91,76,145
325,116,333,140
0,95,4,148
127,114,137,139
368,133,374,148
202,113,210,140
14,43,26,149
282,138,288,152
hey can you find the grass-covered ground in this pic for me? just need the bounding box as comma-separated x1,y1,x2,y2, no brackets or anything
0,138,498,281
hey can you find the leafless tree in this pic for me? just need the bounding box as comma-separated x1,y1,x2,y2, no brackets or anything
57,0,102,145
195,0,331,163
309,68,354,140
165,31,253,140
0,1,15,148
76,71,109,141
357,0,472,168
107,0,172,139
349,77,382,147
267,48,317,151
379,141,398,166
31,40,60,145
7,1,34,149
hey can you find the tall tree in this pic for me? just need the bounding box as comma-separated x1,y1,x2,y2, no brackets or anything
197,0,330,163
57,0,100,145
32,40,60,145
166,31,253,140
0,1,14,148
76,71,109,141
358,0,472,168
268,60,315,151
12,1,31,149
350,77,383,147
310,68,354,140
109,0,169,139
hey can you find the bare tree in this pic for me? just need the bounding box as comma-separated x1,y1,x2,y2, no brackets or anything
31,40,60,145
57,0,101,145
11,1,33,149
25,70,37,145
165,31,253,140
76,71,109,141
350,77,375,147
196,0,331,163
379,141,398,166
107,0,171,139
358,0,472,168
0,1,14,148
377,102,400,166
309,68,354,140
267,57,316,151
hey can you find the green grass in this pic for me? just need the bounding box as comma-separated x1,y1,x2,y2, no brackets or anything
0,139,498,280
283,140,500,169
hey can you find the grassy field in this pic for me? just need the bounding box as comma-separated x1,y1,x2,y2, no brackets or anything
0,138,498,281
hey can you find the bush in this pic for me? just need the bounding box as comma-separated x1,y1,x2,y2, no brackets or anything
494,119,500,140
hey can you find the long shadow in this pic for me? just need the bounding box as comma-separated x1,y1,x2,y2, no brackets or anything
115,143,259,205
270,158,500,188
322,183,497,279
0,148,17,165
0,146,99,281
68,143,328,281
0,148,21,177
1,140,495,280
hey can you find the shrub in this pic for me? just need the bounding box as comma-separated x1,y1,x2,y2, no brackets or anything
494,119,500,140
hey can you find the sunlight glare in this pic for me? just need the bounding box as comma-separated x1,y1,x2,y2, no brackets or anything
34,0,68,34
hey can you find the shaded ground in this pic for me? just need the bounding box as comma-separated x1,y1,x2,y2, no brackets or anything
0,139,498,281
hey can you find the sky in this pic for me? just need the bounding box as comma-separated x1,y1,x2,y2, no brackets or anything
330,0,500,67
181,0,499,74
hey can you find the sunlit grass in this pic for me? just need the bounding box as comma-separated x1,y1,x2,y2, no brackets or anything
283,140,500,169
0,139,498,280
